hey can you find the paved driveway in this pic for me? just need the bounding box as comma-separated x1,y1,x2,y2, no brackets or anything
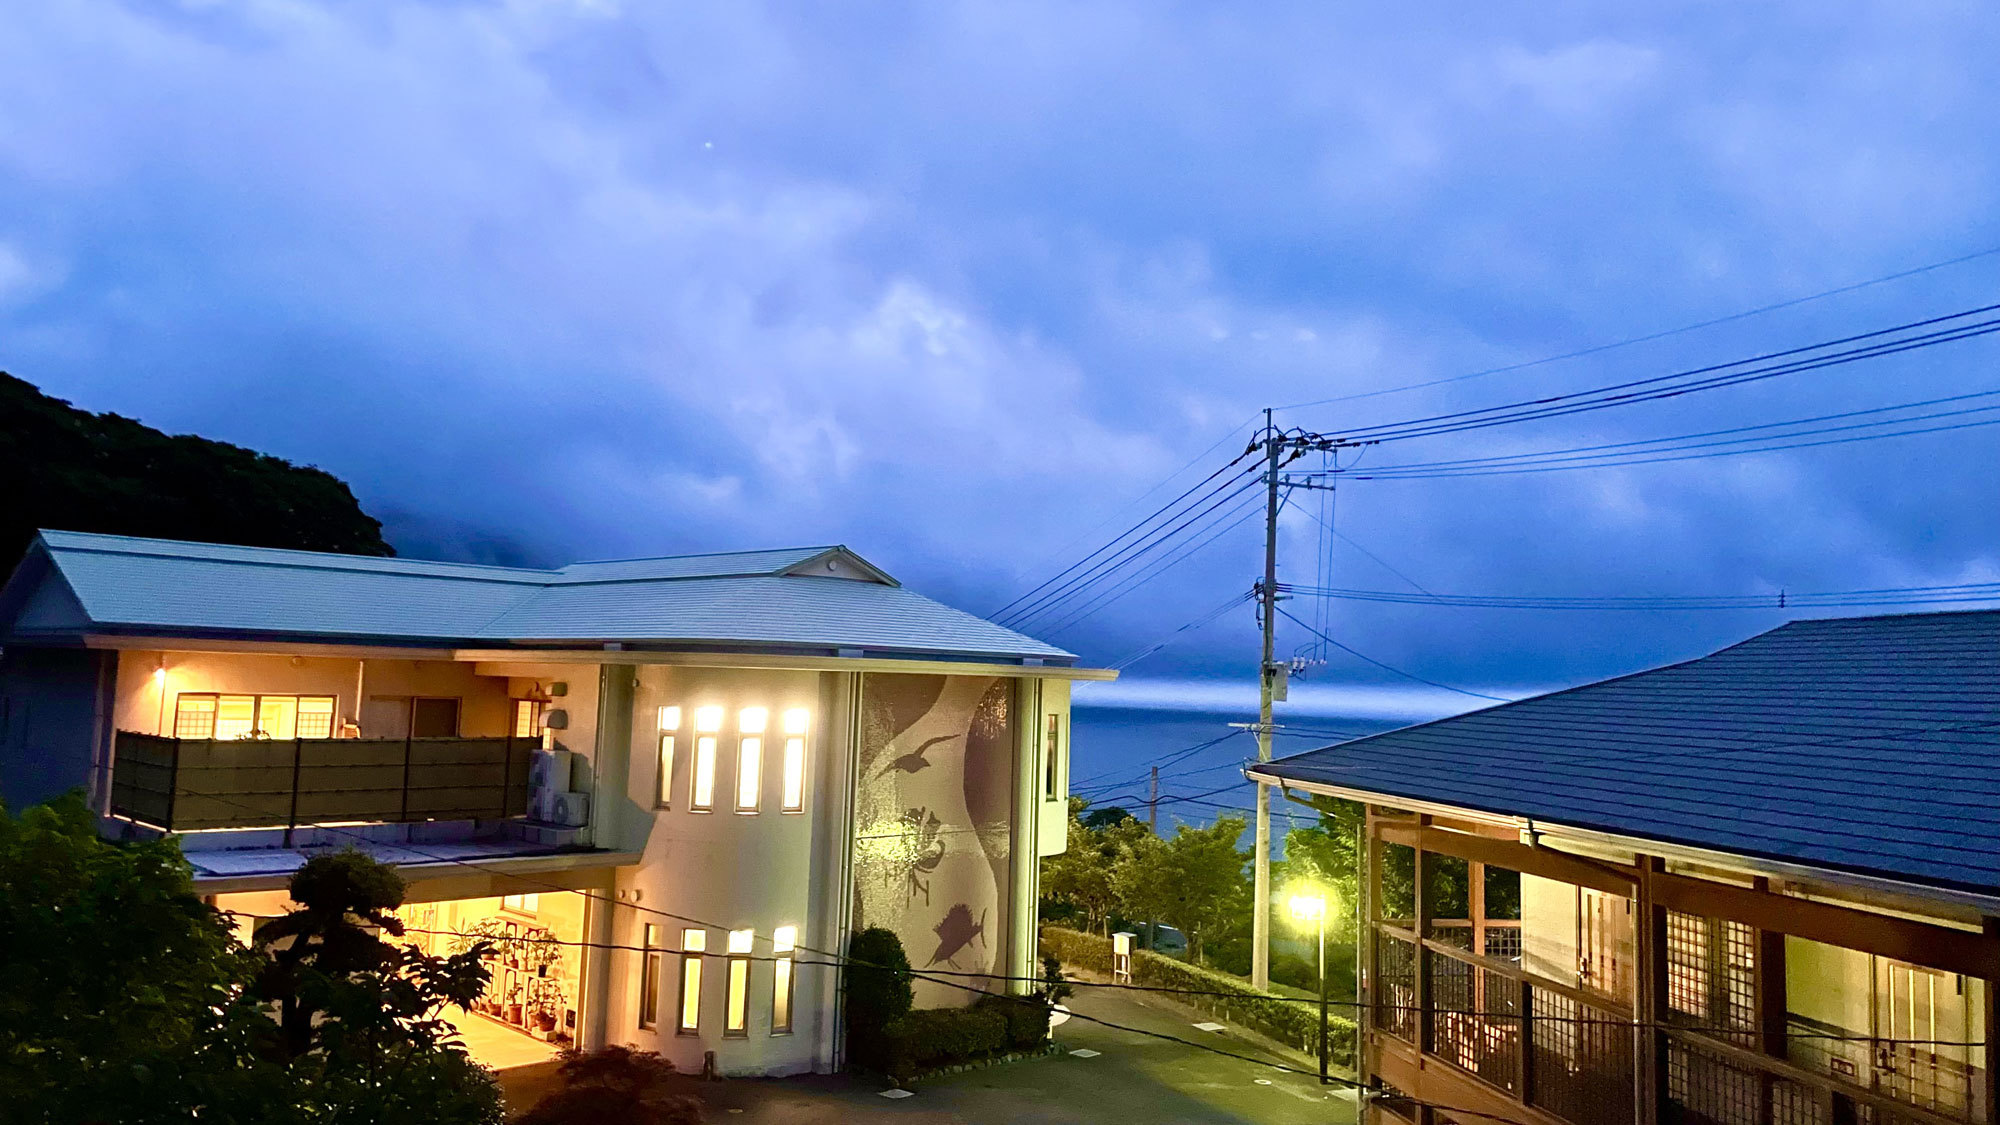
500,987,1358,1125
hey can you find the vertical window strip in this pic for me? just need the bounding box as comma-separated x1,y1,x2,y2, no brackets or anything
771,925,797,1034
1043,713,1062,800
725,929,754,1037
781,708,809,813
657,706,680,809
678,928,706,1034
638,923,661,1030
737,708,767,813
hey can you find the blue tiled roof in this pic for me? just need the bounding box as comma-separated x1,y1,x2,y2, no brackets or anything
8,530,1072,663
1252,610,2000,897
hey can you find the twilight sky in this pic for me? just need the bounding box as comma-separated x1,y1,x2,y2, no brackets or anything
4,1,1998,718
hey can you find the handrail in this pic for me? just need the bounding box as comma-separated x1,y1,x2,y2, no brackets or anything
1381,921,1633,1017
1662,1027,1975,1125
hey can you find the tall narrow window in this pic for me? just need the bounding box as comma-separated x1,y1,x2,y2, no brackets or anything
724,929,754,1037
1043,713,1063,800
691,706,721,811
656,706,681,809
638,923,662,1030
736,708,766,813
771,925,797,1034
677,928,706,1034
780,708,809,813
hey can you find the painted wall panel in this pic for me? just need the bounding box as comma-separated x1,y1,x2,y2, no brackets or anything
851,672,1014,1009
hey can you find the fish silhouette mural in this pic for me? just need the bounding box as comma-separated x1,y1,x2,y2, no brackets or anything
852,673,1013,1007
928,904,987,968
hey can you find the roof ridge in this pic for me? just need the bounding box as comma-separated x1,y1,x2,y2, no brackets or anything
38,530,556,583
558,545,838,568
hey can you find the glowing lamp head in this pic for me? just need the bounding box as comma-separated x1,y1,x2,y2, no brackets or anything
1288,892,1328,925
152,666,167,687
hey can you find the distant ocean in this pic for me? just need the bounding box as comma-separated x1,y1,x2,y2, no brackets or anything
1068,703,1403,833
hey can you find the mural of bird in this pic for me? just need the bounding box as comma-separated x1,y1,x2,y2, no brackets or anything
878,733,957,778
928,903,987,968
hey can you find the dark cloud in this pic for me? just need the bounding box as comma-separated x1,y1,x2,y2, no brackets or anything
1,0,1996,707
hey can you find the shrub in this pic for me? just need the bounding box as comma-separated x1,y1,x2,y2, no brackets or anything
843,928,913,1073
881,1004,1011,1083
978,993,1052,1051
517,1046,701,1125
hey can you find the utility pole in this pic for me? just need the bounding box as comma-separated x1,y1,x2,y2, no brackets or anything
1252,408,1282,990
1250,409,1365,992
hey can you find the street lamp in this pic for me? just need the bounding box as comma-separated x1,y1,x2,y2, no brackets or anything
1287,890,1330,1084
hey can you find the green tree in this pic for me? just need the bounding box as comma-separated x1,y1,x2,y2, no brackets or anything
0,793,274,1124
1041,798,1150,935
251,850,503,1125
1112,816,1249,965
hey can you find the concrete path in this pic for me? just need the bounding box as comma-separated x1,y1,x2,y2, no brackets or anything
499,987,1358,1124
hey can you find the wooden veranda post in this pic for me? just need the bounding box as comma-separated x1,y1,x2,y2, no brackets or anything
1635,855,1667,1125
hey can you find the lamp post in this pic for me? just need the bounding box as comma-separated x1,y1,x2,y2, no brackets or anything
1288,891,1330,1084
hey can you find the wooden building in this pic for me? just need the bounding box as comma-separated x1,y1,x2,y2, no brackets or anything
1250,609,1998,1125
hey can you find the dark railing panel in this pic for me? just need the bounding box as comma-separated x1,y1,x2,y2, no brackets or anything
1427,946,1520,1092
108,731,176,827
1376,929,1419,1042
1530,983,1634,1125
111,731,534,831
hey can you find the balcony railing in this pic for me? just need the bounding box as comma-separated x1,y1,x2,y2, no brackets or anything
1372,924,1981,1125
110,730,536,832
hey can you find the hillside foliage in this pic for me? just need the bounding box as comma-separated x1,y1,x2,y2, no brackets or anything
0,372,391,564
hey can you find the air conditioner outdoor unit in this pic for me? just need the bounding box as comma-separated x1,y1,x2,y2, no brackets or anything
529,748,573,792
545,791,590,828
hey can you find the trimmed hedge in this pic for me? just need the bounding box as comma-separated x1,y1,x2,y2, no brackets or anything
881,995,1051,1083
1039,926,1357,1067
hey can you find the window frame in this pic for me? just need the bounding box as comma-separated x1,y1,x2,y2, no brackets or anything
690,706,722,812
638,923,662,1030
724,928,754,1037
771,924,797,1035
677,928,706,1035
1043,712,1064,801
655,706,680,810
172,693,339,740
780,709,809,814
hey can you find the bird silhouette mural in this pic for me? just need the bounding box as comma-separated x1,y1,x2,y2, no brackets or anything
877,733,957,778
928,903,987,968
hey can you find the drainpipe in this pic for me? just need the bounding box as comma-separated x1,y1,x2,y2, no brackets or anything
352,660,367,735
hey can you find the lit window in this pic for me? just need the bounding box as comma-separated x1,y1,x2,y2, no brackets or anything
737,708,765,813
691,705,722,810
638,923,662,1030
692,738,716,811
781,708,809,813
502,893,539,915
1044,713,1062,801
678,928,706,1034
297,697,336,739
656,706,683,808
772,925,796,1034
513,699,545,738
173,695,218,739
725,929,754,1037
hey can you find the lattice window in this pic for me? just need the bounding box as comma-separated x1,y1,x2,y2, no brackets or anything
1482,923,1523,961
1667,909,1756,1042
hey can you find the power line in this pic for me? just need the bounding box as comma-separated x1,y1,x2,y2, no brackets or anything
1274,240,2000,411
1036,492,1265,637
1104,590,1254,671
1323,303,2000,445
1273,605,1510,702
1001,465,1263,630
991,453,1257,624
1274,579,2000,612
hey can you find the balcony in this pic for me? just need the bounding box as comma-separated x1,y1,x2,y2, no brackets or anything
109,730,536,833
1371,924,1984,1125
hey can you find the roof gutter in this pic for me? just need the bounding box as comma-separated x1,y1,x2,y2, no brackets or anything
1250,769,2000,919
